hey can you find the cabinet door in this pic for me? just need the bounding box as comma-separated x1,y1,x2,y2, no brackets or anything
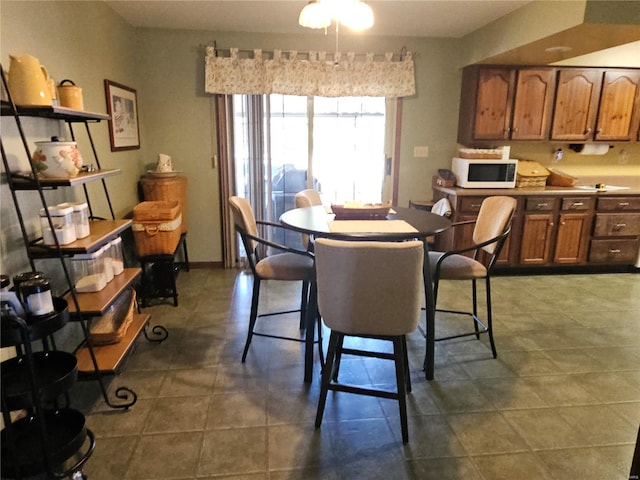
473,68,516,140
551,69,602,141
511,69,555,140
594,70,640,141
519,213,554,264
554,213,592,264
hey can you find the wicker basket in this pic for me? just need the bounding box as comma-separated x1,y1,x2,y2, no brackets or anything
515,160,549,188
140,176,188,233
133,214,182,256
89,288,136,345
458,147,504,159
547,168,578,187
133,201,180,222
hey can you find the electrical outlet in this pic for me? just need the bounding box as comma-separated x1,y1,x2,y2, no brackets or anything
413,146,429,158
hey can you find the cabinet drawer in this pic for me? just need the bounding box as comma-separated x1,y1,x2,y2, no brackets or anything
589,239,639,263
593,213,640,236
561,197,594,211
597,197,640,211
458,197,485,214
525,197,556,211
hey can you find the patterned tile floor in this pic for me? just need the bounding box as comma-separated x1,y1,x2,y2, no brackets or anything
67,268,639,479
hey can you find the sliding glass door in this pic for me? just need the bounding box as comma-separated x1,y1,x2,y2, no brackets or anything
232,93,388,249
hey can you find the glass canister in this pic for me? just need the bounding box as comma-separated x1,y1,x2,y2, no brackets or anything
39,205,76,245
109,237,125,275
12,271,47,302
58,202,90,239
71,250,106,292
20,278,55,317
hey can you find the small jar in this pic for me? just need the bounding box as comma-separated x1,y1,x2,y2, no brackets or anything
13,271,46,302
39,205,76,245
58,202,90,239
20,278,55,317
109,237,125,275
71,250,106,292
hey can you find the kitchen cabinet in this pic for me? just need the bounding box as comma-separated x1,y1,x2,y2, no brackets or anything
0,67,166,413
431,185,623,271
589,196,640,264
457,66,555,144
593,70,640,142
550,68,602,141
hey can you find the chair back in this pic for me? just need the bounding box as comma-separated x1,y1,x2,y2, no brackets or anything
229,196,259,253
295,189,323,208
295,189,322,249
314,238,424,336
473,196,517,255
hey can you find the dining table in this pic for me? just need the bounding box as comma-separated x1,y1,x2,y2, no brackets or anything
280,205,452,382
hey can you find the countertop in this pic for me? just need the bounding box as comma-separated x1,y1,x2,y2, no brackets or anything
432,175,640,197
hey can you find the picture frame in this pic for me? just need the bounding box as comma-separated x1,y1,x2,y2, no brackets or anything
104,80,140,151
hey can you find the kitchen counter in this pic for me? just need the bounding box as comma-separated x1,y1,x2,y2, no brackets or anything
432,175,640,197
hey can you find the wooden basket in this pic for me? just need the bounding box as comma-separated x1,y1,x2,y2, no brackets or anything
547,168,578,187
133,214,182,256
89,288,136,345
516,160,549,188
133,200,180,222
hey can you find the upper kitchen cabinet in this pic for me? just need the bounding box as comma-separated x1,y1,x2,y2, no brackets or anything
550,69,602,142
550,68,640,142
594,70,640,142
457,66,555,145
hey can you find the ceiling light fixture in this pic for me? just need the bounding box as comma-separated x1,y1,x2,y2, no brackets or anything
299,0,374,32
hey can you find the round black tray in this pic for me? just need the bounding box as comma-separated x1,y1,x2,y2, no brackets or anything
1,297,69,347
1,408,87,478
1,351,78,410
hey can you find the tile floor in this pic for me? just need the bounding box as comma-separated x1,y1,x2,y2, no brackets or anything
68,268,639,479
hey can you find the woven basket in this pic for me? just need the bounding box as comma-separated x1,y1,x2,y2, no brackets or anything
133,214,182,256
516,160,549,188
140,176,188,233
89,288,136,345
547,168,578,187
133,201,180,222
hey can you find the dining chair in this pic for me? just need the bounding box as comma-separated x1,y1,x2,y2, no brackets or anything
313,238,424,443
294,188,323,250
228,196,323,366
429,195,517,357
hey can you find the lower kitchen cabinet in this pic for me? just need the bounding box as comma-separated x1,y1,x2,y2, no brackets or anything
432,185,638,271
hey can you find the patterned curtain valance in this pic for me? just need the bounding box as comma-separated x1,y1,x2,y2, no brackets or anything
205,46,415,98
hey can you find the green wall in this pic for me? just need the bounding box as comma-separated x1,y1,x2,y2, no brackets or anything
1,0,639,271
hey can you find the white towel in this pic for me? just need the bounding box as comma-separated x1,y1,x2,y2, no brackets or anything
431,198,451,217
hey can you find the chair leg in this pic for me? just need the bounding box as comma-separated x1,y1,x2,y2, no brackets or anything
472,278,480,339
485,276,497,358
331,335,345,382
316,311,325,367
304,282,318,383
315,331,340,429
299,280,309,329
402,336,411,393
242,278,261,362
393,336,409,444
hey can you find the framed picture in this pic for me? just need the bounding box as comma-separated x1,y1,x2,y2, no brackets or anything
104,80,140,151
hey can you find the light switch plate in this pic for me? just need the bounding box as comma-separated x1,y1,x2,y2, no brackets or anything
414,146,429,158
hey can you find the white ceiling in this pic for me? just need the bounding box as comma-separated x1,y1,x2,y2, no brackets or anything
103,0,534,38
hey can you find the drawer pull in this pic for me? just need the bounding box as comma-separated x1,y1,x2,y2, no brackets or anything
617,202,630,207
608,249,621,254
614,223,627,229
571,202,584,207
536,203,549,208
470,204,482,209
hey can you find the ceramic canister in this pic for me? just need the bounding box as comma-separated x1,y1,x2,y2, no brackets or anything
57,79,84,110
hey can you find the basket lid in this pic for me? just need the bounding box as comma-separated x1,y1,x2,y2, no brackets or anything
517,160,549,177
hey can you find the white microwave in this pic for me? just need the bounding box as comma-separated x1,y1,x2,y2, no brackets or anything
451,157,518,188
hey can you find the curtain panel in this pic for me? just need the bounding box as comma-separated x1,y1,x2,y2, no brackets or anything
205,47,415,98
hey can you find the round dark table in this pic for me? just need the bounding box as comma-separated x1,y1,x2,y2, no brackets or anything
280,205,451,381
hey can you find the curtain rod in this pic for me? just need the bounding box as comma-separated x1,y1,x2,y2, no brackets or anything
206,42,409,60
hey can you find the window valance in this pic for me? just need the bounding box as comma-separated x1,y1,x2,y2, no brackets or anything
205,46,415,98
